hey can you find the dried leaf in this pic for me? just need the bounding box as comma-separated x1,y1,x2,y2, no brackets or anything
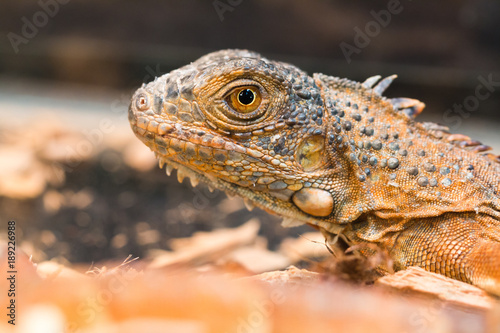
279,232,330,262
376,266,496,310
149,219,260,269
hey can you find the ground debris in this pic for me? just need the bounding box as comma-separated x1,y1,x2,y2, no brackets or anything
279,232,331,263
377,266,496,311
3,245,499,333
148,219,261,271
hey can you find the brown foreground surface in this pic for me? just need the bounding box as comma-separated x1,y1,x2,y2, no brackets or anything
1,238,500,333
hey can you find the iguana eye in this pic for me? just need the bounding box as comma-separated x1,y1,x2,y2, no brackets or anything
238,89,256,105
226,86,262,113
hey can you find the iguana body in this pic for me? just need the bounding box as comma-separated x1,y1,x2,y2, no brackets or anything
129,50,500,294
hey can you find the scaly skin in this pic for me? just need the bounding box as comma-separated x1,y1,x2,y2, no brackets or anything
129,50,500,294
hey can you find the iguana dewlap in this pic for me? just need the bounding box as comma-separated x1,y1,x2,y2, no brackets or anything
129,50,500,295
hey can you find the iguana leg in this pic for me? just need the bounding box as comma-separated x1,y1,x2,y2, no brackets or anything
351,212,500,295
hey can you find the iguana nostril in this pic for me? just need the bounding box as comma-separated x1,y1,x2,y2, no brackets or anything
135,92,150,111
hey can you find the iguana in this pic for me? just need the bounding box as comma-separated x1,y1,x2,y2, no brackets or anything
128,50,500,295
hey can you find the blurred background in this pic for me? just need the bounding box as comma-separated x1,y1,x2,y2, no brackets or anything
0,0,499,264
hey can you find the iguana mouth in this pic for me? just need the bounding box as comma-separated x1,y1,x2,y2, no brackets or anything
129,121,328,227
129,104,339,229
128,88,307,193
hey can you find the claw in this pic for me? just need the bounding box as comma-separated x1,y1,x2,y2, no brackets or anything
158,159,165,169
208,185,215,193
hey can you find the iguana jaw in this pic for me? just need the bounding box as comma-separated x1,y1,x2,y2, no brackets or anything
129,119,329,227
128,51,353,228
129,86,345,229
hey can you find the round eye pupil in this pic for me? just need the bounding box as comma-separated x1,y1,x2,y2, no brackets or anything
237,89,255,105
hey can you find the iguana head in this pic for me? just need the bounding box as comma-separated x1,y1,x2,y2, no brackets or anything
129,49,355,228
